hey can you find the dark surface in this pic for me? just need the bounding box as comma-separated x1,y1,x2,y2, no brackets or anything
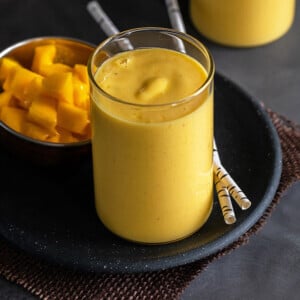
0,73,282,273
0,0,299,298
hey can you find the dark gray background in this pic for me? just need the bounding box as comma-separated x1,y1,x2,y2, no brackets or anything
0,0,299,299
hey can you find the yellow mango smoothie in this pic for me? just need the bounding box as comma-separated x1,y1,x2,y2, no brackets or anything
190,0,295,47
89,29,214,244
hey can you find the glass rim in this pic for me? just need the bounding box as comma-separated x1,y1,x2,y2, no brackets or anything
88,27,215,108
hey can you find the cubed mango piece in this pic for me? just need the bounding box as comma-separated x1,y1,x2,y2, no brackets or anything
57,102,89,135
4,66,42,101
39,63,72,76
46,134,60,143
0,106,26,132
0,91,14,111
0,57,20,82
74,122,91,140
23,121,53,141
31,45,56,75
72,76,89,110
73,64,89,84
27,96,57,133
42,72,73,104
48,127,79,143
32,45,73,76
21,77,44,109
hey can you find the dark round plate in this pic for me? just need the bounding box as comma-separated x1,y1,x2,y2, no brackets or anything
0,73,282,273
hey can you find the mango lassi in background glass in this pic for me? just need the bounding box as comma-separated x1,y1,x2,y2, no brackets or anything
190,0,296,47
88,28,214,244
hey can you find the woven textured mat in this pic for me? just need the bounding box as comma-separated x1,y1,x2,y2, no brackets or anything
0,109,299,300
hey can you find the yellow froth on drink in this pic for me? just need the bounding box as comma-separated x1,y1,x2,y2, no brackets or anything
97,48,207,104
91,48,213,243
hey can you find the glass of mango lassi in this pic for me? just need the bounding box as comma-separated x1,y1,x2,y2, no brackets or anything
190,0,295,47
88,27,215,244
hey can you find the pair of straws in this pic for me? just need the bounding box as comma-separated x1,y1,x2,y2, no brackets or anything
86,0,251,225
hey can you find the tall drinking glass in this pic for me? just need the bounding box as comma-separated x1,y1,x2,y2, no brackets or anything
88,27,215,244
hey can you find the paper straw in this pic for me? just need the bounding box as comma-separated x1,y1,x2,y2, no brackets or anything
214,174,236,225
87,1,119,36
165,0,186,33
164,0,186,52
86,1,133,50
214,162,251,210
213,141,251,210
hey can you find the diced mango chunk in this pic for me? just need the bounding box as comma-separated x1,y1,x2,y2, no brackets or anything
22,77,44,109
40,63,72,76
0,106,26,132
0,91,14,111
28,96,57,133
43,72,73,104
45,128,78,143
32,45,74,76
57,102,89,135
23,121,53,141
73,76,89,110
0,57,20,81
4,66,42,101
73,64,89,84
46,134,60,143
31,45,56,75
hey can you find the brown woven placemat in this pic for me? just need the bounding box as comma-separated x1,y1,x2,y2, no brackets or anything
0,109,299,300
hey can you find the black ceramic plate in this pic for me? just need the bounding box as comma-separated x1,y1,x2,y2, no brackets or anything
0,73,282,273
